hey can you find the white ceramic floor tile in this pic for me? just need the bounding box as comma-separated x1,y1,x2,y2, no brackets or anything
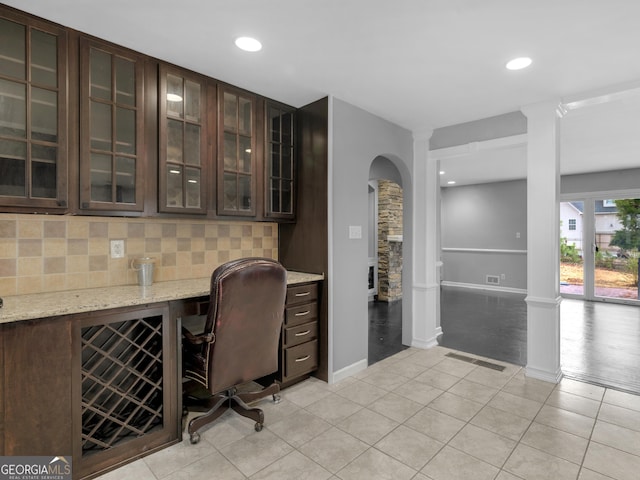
160,451,245,480
520,422,589,465
374,424,444,470
336,408,398,445
591,420,640,456
298,427,369,474
502,375,555,404
305,392,363,424
448,378,500,404
557,378,605,402
583,441,640,480
504,443,581,480
449,423,517,467
598,402,640,432
333,379,389,407
94,458,157,480
143,437,218,479
534,404,596,439
470,405,532,441
367,391,423,423
393,379,445,405
404,406,466,443
218,429,293,477
336,447,417,480
428,391,485,422
421,445,499,480
488,391,544,420
546,389,602,418
603,389,640,412
249,451,332,480
268,408,332,447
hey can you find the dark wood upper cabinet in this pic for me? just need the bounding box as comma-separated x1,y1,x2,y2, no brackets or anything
265,101,295,220
79,37,145,212
0,9,68,211
217,85,258,217
158,64,210,214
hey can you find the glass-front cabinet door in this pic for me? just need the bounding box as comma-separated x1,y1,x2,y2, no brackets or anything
218,86,256,216
159,65,207,214
80,38,144,211
0,11,67,210
265,102,295,220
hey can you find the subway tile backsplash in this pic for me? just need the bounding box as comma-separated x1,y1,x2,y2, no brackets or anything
0,214,278,296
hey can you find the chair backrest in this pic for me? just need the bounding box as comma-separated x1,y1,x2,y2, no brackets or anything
202,258,287,394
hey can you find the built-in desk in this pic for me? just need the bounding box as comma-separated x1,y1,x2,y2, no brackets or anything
0,270,323,479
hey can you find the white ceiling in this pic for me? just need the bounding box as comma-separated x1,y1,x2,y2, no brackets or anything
6,0,640,184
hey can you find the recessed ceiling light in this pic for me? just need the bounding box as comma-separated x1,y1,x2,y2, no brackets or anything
447,180,456,185
506,57,532,70
235,36,262,52
439,171,445,175
167,93,183,102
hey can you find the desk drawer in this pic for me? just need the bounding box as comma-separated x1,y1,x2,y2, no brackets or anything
284,321,318,348
286,283,318,306
285,302,317,327
284,340,318,379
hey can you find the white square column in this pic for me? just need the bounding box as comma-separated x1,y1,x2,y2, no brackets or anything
522,101,563,383
411,129,442,348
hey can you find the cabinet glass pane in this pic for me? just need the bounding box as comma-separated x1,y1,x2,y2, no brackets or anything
31,87,57,142
30,29,57,87
167,118,183,163
185,167,200,208
90,101,112,151
223,92,237,130
0,19,25,80
282,146,293,180
223,132,236,170
271,144,280,177
90,153,112,202
115,106,135,154
115,57,135,106
282,180,293,213
282,112,293,145
185,123,200,166
167,74,183,118
270,179,280,213
185,80,200,122
116,156,135,203
239,135,251,173
32,143,56,163
90,48,111,101
238,174,251,210
270,110,280,142
32,158,56,198
238,97,251,135
0,140,26,196
166,165,183,207
223,172,236,210
0,79,26,138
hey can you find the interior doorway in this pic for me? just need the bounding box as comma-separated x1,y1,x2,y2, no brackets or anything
368,177,406,364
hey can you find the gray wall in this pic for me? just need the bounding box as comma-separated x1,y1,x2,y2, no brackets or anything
561,168,640,195
440,180,528,290
331,97,413,373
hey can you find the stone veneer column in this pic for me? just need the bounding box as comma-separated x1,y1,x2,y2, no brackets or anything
411,129,441,348
522,101,563,383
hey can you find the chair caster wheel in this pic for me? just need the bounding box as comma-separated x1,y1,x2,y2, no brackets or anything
255,422,263,432
273,393,282,404
189,432,200,444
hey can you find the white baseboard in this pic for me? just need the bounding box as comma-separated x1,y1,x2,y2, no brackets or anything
412,327,442,349
330,358,368,384
525,365,563,384
441,281,527,295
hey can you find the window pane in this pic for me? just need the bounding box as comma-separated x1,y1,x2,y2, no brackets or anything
223,92,237,130
115,57,135,106
0,79,26,138
0,140,26,196
90,153,112,202
185,167,200,208
166,165,183,207
166,74,183,118
30,29,57,87
115,156,135,203
238,174,251,210
90,101,112,151
185,123,200,166
0,19,25,80
238,96,251,135
115,107,135,154
167,118,183,164
223,172,236,210
223,132,236,170
90,48,111,100
239,135,251,173
185,80,200,122
31,87,57,142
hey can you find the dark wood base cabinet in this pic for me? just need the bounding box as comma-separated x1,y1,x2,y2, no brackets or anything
0,303,180,480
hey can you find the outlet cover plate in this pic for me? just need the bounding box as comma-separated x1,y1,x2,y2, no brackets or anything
110,239,125,259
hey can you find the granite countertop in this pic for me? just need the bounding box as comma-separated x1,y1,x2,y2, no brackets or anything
0,270,324,325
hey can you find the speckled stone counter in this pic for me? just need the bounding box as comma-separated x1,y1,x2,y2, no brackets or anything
0,270,323,324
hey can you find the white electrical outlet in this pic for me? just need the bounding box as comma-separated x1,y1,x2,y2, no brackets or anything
110,239,125,259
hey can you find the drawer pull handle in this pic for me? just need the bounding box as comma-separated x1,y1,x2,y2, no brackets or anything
295,355,311,362
295,310,310,317
295,330,311,337
295,292,311,297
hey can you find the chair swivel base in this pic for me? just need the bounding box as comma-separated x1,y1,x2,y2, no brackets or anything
185,382,281,444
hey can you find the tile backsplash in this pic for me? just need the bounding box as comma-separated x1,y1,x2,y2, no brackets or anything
0,214,278,296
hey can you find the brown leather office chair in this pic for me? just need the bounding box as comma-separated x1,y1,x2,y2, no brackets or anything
182,257,287,444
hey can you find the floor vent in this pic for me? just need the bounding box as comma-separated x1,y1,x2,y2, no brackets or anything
445,352,506,372
486,275,500,285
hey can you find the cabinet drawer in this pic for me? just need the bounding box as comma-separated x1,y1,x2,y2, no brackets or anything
286,283,318,306
284,340,318,379
285,302,317,327
284,321,318,348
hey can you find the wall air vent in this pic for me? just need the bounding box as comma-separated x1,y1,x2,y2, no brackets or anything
486,275,500,285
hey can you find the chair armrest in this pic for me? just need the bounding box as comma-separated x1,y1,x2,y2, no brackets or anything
182,327,215,345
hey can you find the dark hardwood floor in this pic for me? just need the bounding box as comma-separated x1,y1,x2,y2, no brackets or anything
368,300,407,364
438,286,640,395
